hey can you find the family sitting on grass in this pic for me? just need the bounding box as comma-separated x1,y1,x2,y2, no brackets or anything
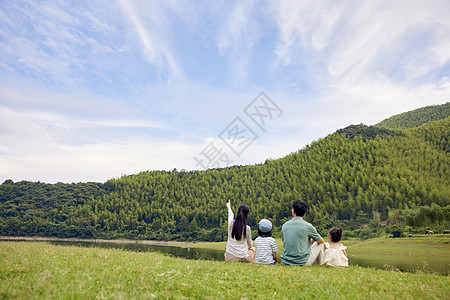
224,199,348,267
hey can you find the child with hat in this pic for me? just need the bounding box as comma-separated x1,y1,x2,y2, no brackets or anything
255,219,279,264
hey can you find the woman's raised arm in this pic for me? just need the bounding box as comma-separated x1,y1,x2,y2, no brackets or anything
226,200,234,223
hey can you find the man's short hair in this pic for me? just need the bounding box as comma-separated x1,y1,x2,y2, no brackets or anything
293,199,308,217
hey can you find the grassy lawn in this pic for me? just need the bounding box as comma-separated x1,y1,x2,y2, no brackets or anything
1,241,449,299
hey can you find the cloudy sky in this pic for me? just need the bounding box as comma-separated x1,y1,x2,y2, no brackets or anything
0,0,449,183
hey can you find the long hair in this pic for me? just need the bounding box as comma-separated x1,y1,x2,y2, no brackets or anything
231,204,250,241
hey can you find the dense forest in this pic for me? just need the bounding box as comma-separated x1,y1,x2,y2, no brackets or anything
375,102,449,130
1,103,449,241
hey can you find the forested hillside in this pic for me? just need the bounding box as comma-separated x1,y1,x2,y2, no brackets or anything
375,102,449,130
1,105,449,241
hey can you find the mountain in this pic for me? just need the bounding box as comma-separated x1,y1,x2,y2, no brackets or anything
375,102,449,130
1,104,449,240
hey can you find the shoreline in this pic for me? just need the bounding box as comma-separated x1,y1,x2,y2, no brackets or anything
0,236,195,246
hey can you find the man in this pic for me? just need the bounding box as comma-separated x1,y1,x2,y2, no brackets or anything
280,199,324,266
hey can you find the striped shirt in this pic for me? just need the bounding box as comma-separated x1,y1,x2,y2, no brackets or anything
255,236,278,264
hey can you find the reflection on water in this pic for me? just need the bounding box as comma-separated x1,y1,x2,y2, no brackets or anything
50,241,225,261
349,253,449,275
47,241,449,275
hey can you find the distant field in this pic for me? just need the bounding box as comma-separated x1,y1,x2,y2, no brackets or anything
187,235,450,254
187,235,450,274
1,241,449,299
345,235,450,255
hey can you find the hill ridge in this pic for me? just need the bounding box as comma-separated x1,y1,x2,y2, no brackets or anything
375,102,449,130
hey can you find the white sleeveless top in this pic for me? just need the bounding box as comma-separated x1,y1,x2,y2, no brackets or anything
321,242,349,267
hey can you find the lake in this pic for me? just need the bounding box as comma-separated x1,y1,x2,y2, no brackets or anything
348,252,450,275
49,240,449,275
50,240,225,261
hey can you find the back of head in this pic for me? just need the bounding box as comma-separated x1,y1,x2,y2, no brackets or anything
258,219,273,237
292,199,308,217
232,204,250,240
328,227,343,242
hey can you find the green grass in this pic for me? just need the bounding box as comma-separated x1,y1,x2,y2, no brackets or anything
1,241,449,299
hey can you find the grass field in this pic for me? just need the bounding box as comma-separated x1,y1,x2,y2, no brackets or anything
1,241,449,299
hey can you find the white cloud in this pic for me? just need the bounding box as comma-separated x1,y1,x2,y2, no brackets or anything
216,0,262,86
118,0,186,81
217,0,258,54
326,1,450,85
0,104,192,183
0,139,198,183
273,0,344,61
271,0,450,85
0,1,127,90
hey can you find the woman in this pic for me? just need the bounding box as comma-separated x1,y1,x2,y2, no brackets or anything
224,200,256,262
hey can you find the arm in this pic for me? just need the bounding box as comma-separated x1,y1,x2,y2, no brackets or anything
246,226,253,249
226,200,234,224
310,225,324,244
272,239,279,262
311,237,324,245
342,249,348,258
226,199,231,210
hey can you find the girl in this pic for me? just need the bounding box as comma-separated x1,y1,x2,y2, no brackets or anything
321,227,349,267
255,219,278,264
224,200,256,262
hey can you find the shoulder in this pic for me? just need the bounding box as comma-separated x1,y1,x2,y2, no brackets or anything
302,219,314,227
282,218,298,227
282,219,292,226
304,221,318,231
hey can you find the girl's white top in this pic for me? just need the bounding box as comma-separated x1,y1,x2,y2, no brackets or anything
321,242,349,267
225,208,252,258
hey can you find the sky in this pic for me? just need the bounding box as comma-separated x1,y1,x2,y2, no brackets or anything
0,0,449,183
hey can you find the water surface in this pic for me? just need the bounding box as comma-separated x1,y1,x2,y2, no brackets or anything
50,240,225,261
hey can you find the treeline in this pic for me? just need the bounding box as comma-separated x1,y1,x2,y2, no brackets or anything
375,102,449,130
388,204,450,229
0,181,110,238
335,124,403,141
0,111,449,241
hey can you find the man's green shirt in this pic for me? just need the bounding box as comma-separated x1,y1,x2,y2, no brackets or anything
280,217,322,265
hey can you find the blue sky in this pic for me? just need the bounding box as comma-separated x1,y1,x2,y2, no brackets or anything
0,0,449,183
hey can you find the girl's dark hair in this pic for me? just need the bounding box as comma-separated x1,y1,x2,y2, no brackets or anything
231,204,250,241
258,228,272,237
328,227,343,242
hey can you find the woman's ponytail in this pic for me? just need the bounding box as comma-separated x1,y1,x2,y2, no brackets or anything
231,204,250,240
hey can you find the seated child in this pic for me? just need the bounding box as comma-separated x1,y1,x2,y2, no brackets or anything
255,219,278,264
321,227,349,267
